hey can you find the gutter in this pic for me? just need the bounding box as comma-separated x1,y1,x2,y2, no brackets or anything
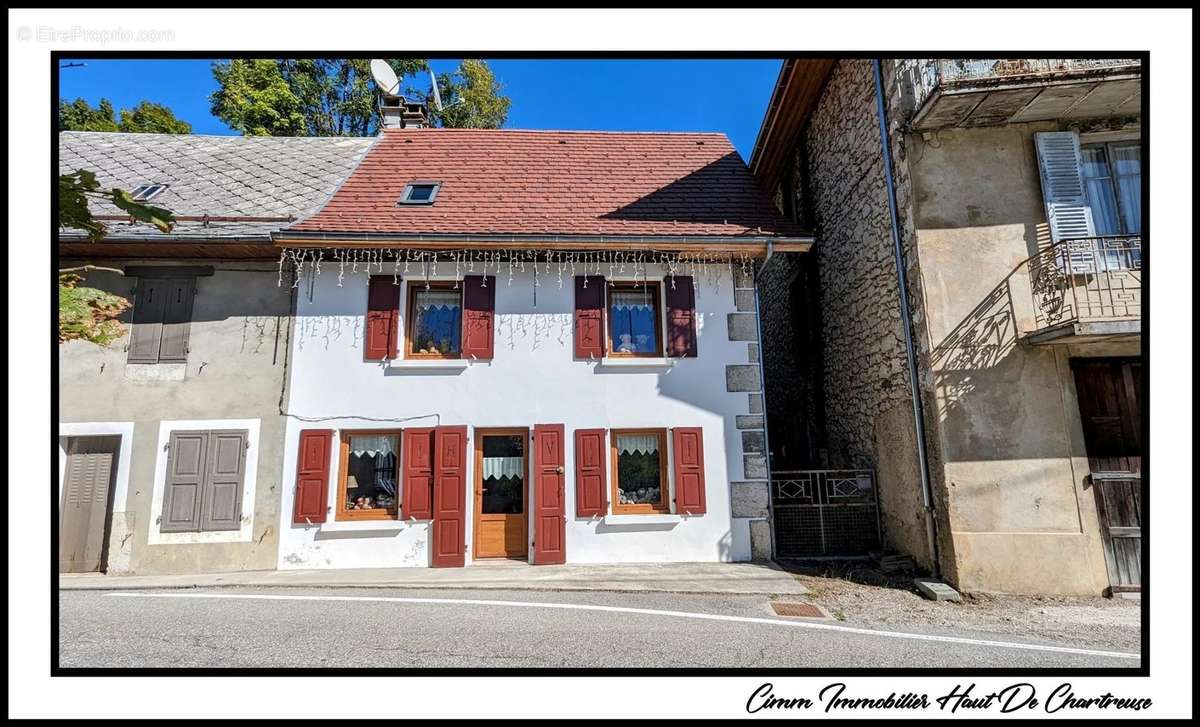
872,59,941,577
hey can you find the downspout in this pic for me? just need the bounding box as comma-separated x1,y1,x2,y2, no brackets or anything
872,59,941,577
752,241,777,561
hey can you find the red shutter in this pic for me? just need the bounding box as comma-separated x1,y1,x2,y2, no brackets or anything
431,426,467,567
293,429,332,524
401,427,434,520
573,276,606,359
665,276,698,358
574,428,607,518
533,424,567,564
672,427,707,515
365,275,400,361
461,275,495,359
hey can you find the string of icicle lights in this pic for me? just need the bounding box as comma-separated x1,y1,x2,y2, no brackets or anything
276,247,756,291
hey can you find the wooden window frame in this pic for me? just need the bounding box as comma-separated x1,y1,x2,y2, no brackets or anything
606,281,664,358
609,428,670,514
335,429,402,521
405,281,464,359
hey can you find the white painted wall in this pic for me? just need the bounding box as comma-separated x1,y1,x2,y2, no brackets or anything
277,264,753,569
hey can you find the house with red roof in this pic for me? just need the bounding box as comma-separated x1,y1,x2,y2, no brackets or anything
272,105,812,569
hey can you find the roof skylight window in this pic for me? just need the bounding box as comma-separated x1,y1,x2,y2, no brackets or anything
130,184,167,202
399,182,441,205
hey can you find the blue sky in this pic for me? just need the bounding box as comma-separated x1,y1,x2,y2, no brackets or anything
58,58,782,160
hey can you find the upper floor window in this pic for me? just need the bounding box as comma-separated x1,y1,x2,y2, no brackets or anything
128,275,197,364
607,282,663,357
1080,141,1141,235
407,283,462,357
399,182,441,205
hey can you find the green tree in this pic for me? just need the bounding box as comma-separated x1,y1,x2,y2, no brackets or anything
117,101,192,134
58,169,176,344
279,58,427,136
60,97,192,134
58,98,119,132
210,59,307,136
427,59,511,129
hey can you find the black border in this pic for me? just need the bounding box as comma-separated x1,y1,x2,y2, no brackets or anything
50,49,1150,678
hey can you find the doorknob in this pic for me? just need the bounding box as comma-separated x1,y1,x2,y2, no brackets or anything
555,465,564,474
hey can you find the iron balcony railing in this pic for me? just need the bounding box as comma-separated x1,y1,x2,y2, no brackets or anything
1027,235,1142,332
771,469,880,557
899,58,1142,117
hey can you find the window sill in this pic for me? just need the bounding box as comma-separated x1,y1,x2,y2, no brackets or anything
319,518,414,532
603,513,681,526
595,357,676,370
385,358,472,370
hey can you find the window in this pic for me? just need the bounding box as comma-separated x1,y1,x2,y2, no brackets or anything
407,282,462,357
337,431,400,520
128,276,196,364
161,429,248,533
130,183,167,202
610,429,668,513
607,282,663,357
399,182,441,205
1080,142,1141,235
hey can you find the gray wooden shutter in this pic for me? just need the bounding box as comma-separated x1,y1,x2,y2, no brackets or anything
161,431,207,532
1034,131,1096,244
158,278,196,363
199,430,247,532
127,278,168,363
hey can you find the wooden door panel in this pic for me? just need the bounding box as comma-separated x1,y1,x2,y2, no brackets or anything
431,426,467,567
60,436,120,573
533,424,566,565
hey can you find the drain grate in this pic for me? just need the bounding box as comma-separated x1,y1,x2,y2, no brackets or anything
770,601,828,619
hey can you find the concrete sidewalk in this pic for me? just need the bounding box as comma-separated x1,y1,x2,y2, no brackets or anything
59,561,808,596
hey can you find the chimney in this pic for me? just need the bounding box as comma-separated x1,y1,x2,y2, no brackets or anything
379,95,428,130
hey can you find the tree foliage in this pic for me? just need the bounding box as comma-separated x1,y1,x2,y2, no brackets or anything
59,97,192,134
210,58,510,136
426,59,511,130
57,170,176,345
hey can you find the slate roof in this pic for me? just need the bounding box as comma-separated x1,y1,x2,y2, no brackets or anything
59,131,376,241
283,129,806,240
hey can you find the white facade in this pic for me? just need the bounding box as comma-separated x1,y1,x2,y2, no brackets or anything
277,263,757,569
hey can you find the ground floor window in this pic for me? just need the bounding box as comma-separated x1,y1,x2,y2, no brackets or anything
610,428,668,513
338,431,400,519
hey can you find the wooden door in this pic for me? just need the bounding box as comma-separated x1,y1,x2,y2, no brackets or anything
60,436,120,573
473,429,529,559
532,424,566,565
1072,358,1142,593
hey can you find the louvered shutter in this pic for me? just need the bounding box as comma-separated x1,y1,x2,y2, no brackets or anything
665,276,698,358
365,276,401,360
157,278,195,363
574,428,607,518
199,430,247,531
127,278,168,363
161,431,207,532
461,275,495,359
1034,131,1097,270
401,427,434,520
573,276,606,359
293,429,332,524
672,427,707,515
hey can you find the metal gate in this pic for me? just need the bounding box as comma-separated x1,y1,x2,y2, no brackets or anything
771,469,880,557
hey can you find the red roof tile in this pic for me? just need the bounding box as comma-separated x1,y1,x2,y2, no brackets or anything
286,129,806,239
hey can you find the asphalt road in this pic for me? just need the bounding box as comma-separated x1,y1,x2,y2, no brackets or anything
57,587,1140,669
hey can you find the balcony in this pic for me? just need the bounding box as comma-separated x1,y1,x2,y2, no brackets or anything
897,59,1142,131
1022,236,1142,345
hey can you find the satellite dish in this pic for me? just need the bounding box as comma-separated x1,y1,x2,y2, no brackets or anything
370,59,401,97
428,68,443,112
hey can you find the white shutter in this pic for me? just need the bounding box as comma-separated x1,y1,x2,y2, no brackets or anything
1034,131,1096,244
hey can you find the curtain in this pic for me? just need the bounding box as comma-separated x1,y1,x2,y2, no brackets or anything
349,435,397,457
482,456,524,480
610,289,654,311
617,434,659,455
1112,144,1141,234
1080,146,1120,235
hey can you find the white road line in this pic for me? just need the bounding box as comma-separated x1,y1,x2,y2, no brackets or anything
104,591,1139,661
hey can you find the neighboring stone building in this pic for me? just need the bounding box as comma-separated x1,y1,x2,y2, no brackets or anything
57,131,374,575
752,58,1143,596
